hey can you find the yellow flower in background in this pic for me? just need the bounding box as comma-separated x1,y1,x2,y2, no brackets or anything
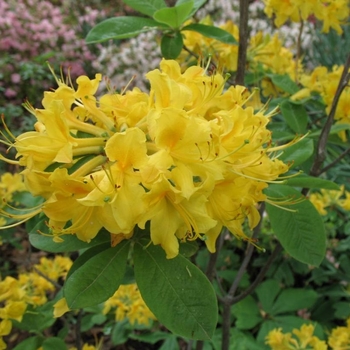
328,318,350,349
0,173,26,205
264,0,349,34
0,59,292,258
266,324,327,350
103,283,156,326
309,186,345,215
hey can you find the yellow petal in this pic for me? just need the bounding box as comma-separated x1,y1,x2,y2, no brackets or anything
53,297,70,318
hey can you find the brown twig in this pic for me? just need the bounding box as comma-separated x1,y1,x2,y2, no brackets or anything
195,230,225,350
220,204,269,350
319,146,350,175
235,0,250,85
309,53,350,177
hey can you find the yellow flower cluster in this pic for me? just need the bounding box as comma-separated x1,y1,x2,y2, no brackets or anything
180,17,239,72
0,59,291,259
266,319,350,350
264,0,349,34
328,318,350,349
265,324,327,350
309,185,350,215
102,283,156,326
294,65,350,140
0,172,26,230
0,255,72,349
181,20,300,97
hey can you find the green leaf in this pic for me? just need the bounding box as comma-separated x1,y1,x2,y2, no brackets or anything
159,336,180,350
42,338,67,350
111,319,132,345
86,17,161,44
134,241,218,340
265,185,326,266
255,280,281,315
272,289,318,315
64,240,130,309
123,0,167,17
176,0,206,17
280,100,308,134
232,295,263,330
182,23,238,44
13,337,42,350
179,240,199,257
153,1,194,28
268,74,300,94
309,123,350,137
279,138,314,168
29,220,110,252
130,331,171,343
283,175,340,190
66,243,111,281
12,301,56,332
212,328,261,350
161,31,184,59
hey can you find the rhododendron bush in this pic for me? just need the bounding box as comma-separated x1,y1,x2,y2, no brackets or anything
0,0,350,349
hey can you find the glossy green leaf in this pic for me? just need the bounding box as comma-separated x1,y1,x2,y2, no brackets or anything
255,279,281,315
161,31,184,59
134,241,218,340
283,175,340,190
42,338,67,350
153,1,194,28
64,240,130,309
309,123,350,137
29,220,110,252
268,74,299,94
231,295,263,330
265,185,326,266
123,0,167,17
272,288,318,315
280,100,308,134
182,23,238,44
86,17,161,44
12,302,56,332
269,74,300,94
65,243,110,282
176,0,206,17
13,337,42,350
279,138,314,168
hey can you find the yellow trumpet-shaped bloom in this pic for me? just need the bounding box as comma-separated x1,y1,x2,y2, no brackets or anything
0,59,292,258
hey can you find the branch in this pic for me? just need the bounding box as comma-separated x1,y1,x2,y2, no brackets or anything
231,242,282,304
309,53,350,176
319,146,350,175
228,203,265,298
235,0,250,85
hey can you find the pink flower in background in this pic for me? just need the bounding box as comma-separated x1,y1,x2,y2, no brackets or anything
11,74,21,84
4,88,17,98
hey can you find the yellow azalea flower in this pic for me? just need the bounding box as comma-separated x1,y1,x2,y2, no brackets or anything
74,74,102,99
0,301,27,322
0,172,26,205
266,324,327,350
264,0,349,34
0,319,11,336
103,284,156,326
139,175,217,258
0,59,291,258
0,337,6,350
53,297,70,318
34,256,72,282
328,318,350,349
